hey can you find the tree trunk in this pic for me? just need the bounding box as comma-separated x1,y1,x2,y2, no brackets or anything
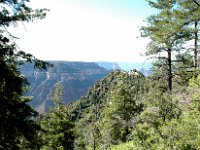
194,20,198,68
167,48,172,92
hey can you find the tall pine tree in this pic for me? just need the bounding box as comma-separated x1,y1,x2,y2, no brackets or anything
141,0,191,91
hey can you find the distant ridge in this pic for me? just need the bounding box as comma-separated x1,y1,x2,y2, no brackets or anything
21,61,109,113
21,61,151,113
97,61,152,76
96,61,121,70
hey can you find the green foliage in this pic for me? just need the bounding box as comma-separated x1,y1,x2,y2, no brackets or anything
189,73,200,87
1,0,200,149
0,0,49,149
111,141,139,150
48,1,200,149
174,0,200,70
72,71,125,150
141,0,200,91
100,72,145,147
0,0,48,26
130,77,200,150
69,68,199,150
65,67,200,150
173,52,194,85
40,82,75,150
40,105,75,150
51,81,64,106
131,6,200,149
66,70,146,149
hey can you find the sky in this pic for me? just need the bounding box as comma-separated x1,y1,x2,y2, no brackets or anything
9,0,155,62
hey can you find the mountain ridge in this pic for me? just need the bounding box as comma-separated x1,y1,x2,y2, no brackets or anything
21,61,109,113
21,61,151,113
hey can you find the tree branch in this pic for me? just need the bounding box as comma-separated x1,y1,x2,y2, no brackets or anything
2,25,19,39
193,0,200,6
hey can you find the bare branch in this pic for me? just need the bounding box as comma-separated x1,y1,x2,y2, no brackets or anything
2,25,19,39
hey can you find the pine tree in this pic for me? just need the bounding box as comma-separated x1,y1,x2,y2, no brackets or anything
141,0,192,92
175,0,200,70
100,71,144,147
40,81,75,150
0,1,48,149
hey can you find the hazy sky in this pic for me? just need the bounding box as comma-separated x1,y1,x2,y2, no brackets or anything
9,0,155,62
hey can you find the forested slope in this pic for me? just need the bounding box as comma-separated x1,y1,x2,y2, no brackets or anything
39,68,200,149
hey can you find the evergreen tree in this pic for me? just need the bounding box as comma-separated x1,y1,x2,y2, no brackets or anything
40,81,75,150
0,0,48,149
176,0,200,69
100,71,145,147
173,52,194,85
141,0,191,92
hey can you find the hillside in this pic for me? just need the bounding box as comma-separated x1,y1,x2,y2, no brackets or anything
67,69,145,149
21,61,109,113
64,69,200,150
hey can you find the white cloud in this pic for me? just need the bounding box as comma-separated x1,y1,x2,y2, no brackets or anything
9,0,148,62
